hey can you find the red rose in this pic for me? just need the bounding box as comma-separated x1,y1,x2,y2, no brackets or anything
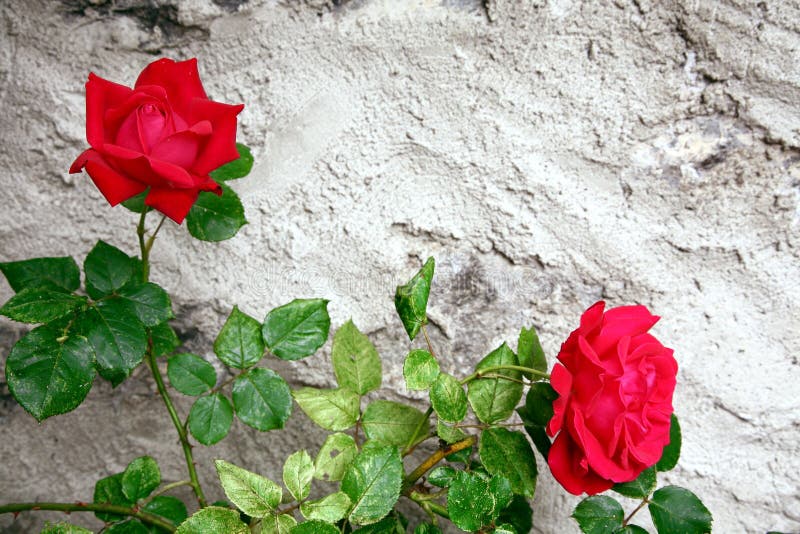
70,58,243,223
546,301,677,495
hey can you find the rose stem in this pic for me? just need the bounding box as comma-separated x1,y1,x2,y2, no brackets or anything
0,502,176,532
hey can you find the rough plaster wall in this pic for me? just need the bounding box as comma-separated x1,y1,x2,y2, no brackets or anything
0,0,798,532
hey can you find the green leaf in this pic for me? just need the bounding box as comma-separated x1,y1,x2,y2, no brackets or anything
403,349,439,391
519,382,557,427
283,450,314,501
0,286,85,324
648,486,712,534
467,343,523,424
106,520,149,533
656,414,681,472
214,306,265,369
447,471,496,532
215,459,282,518
259,513,297,534
142,495,188,531
314,432,358,482
40,523,93,534
122,456,161,501
615,526,649,534
523,425,551,460
121,190,148,213
117,282,173,327
175,506,249,534
0,256,80,293
93,473,133,522
300,491,352,522
613,467,656,499
290,520,339,534
437,420,467,444
5,320,95,421
167,353,216,396
186,183,247,242
498,495,533,534
263,298,331,361
413,524,442,534
429,373,467,423
232,368,292,431
332,319,382,395
362,400,428,447
293,387,359,431
150,321,181,356
188,393,233,445
84,240,136,298
572,495,624,534
489,476,513,519
493,524,516,534
341,444,404,525
394,257,434,341
427,466,457,487
479,428,537,498
210,143,254,181
81,298,147,386
517,326,547,379
352,514,406,534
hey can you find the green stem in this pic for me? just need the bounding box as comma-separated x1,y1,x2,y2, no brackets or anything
460,364,550,385
137,209,207,508
0,502,176,532
402,436,476,494
143,480,193,503
403,406,434,456
622,497,649,526
408,493,449,520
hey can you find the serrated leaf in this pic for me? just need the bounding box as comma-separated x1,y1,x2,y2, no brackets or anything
167,353,216,396
283,450,314,501
315,432,358,482
362,400,428,447
493,524,516,534
84,240,137,298
615,526,649,534
656,414,681,472
498,495,533,534
467,343,523,424
403,349,439,391
258,513,297,534
291,521,339,534
106,520,148,533
428,466,457,487
263,299,330,361
5,319,95,421
523,425,551,460
233,369,292,431
572,495,624,534
352,514,406,534
149,321,181,357
341,445,403,525
81,298,147,387
40,523,93,534
214,306,265,369
186,183,247,242
613,467,656,499
0,256,80,293
332,319,382,395
437,420,467,444
122,456,161,501
188,393,233,445
0,286,85,324
210,143,254,181
429,372,467,423
94,473,133,522
293,387,359,431
394,257,434,341
479,428,537,498
489,476,513,519
648,486,712,534
300,491,352,522
215,460,282,518
175,506,249,534
121,190,148,213
142,495,188,531
117,282,173,327
447,471,496,532
517,326,546,379
518,382,557,427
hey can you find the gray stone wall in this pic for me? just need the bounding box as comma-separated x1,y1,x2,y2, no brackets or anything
1,0,798,532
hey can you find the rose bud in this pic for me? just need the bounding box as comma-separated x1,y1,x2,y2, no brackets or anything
546,301,678,495
70,58,243,223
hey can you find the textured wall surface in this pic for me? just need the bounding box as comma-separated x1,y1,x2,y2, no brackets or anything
1,0,799,532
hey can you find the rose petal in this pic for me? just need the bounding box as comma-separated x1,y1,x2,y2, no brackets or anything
548,432,613,496
150,120,212,169
71,149,147,206
135,58,207,120
186,98,244,175
145,187,199,224
85,73,133,148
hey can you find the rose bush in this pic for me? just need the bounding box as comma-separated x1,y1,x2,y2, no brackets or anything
69,58,243,223
546,301,678,495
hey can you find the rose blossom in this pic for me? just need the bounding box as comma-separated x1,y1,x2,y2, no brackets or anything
546,301,678,495
70,58,243,223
